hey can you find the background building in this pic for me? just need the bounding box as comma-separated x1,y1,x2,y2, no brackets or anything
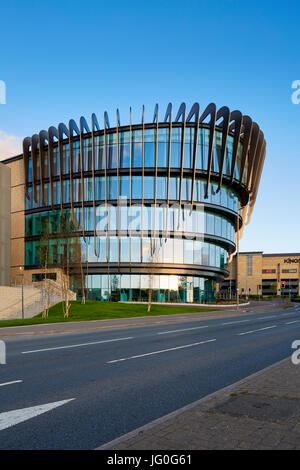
0,162,11,285
221,252,300,297
3,102,266,302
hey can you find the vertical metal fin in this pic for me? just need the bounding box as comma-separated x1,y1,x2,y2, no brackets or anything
116,109,120,268
31,134,39,204
239,115,253,185
79,116,90,242
38,130,48,206
246,122,260,190
164,102,173,199
48,126,58,211
91,113,100,257
23,137,31,200
229,110,243,183
187,103,200,205
175,103,186,207
104,112,108,263
215,106,230,192
58,123,69,217
200,103,217,199
68,119,80,224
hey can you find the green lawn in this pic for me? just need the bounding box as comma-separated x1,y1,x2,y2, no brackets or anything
0,301,222,328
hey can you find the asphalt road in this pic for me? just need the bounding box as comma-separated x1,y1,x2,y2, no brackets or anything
0,304,300,449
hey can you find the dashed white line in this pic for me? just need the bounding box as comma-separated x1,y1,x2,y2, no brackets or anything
0,380,23,387
22,337,133,354
158,326,209,335
222,320,250,325
259,315,277,320
237,325,277,336
286,320,300,325
107,339,217,364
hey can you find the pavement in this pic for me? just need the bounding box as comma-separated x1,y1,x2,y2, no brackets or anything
99,356,300,450
0,299,299,449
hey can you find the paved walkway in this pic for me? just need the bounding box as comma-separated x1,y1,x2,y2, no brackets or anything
99,357,300,450
0,300,291,337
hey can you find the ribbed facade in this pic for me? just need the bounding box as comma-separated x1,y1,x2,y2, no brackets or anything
23,102,266,303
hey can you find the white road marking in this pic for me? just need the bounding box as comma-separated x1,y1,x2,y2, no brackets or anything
158,326,208,335
0,399,75,431
286,320,300,325
0,380,23,388
222,320,250,325
22,337,133,354
237,325,277,336
259,315,277,320
107,339,216,364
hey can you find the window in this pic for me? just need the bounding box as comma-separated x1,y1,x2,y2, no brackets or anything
246,255,253,276
120,237,130,262
132,130,143,168
131,237,141,262
131,176,142,199
119,132,130,168
144,177,154,199
120,176,130,199
184,239,193,264
156,177,167,200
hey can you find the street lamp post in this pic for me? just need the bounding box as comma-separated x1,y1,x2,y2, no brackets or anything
236,203,241,311
18,266,24,320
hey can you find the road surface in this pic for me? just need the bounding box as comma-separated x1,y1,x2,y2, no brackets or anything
0,304,299,449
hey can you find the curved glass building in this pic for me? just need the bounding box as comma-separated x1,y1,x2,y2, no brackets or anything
23,102,266,303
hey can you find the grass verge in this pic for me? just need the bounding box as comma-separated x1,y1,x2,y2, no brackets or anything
0,301,222,328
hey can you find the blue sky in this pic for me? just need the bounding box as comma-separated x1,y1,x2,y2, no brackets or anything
0,0,299,253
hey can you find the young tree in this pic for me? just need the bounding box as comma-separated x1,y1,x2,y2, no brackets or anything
147,238,162,313
58,213,87,317
58,216,72,318
38,219,51,318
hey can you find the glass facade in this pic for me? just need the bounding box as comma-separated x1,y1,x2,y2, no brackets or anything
25,236,228,268
25,208,235,242
75,274,216,304
26,176,239,211
24,122,244,303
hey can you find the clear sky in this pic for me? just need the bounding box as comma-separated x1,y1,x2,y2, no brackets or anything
0,0,299,253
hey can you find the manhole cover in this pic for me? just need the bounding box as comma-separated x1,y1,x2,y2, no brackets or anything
213,395,300,423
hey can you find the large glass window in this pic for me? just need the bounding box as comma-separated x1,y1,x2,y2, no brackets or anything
170,127,181,168
120,237,129,262
156,177,167,200
108,176,118,200
120,175,130,199
106,133,118,169
108,236,118,262
132,176,142,199
144,176,154,199
132,130,143,167
131,237,141,262
119,132,130,168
